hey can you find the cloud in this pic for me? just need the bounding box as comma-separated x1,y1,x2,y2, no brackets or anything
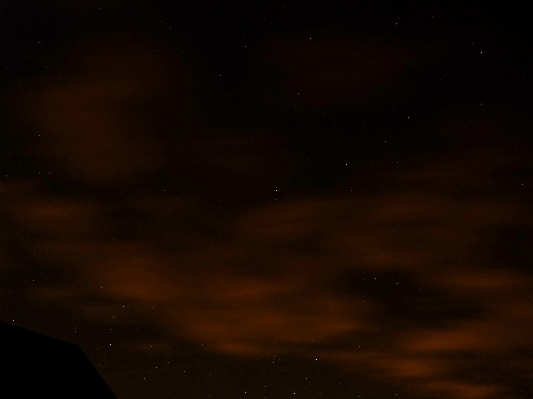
38,81,157,182
22,35,191,184
1,145,532,398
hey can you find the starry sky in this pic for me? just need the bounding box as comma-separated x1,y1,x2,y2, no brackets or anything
1,2,533,398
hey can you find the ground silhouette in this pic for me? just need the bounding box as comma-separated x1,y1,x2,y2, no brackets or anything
0,320,116,398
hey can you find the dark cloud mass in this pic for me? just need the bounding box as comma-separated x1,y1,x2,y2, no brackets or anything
1,2,533,399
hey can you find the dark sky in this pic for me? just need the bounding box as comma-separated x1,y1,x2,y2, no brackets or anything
2,2,533,398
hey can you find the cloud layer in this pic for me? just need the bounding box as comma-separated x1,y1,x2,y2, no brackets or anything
2,145,532,398
2,31,533,399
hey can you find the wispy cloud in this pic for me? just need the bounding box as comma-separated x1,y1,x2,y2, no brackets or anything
1,145,531,398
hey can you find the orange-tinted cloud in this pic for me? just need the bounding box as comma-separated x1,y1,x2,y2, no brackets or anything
2,145,532,399
24,36,190,183
38,81,157,181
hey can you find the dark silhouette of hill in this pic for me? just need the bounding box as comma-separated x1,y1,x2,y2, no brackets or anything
0,320,116,398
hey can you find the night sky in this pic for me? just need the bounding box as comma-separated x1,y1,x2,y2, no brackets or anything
2,2,533,398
